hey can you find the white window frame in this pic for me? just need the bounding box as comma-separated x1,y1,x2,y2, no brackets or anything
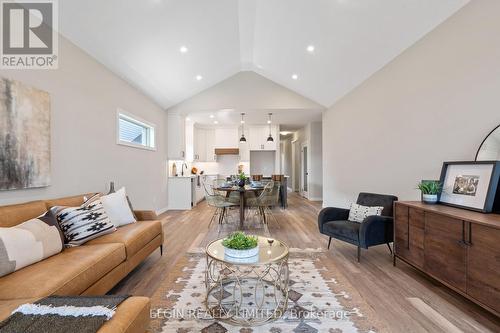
116,109,156,151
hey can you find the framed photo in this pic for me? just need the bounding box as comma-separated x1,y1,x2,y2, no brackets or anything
439,161,500,213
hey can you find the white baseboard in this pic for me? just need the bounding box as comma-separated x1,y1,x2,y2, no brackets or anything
308,197,323,202
155,206,169,215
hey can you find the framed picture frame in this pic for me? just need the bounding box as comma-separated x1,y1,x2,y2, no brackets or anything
439,161,500,213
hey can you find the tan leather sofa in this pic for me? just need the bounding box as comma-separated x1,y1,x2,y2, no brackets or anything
0,193,164,333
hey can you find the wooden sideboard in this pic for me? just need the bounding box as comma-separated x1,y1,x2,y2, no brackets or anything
394,201,500,317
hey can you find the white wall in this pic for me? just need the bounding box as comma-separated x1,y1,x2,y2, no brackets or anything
193,159,250,177
289,122,323,200
0,36,168,211
323,0,500,208
308,122,323,200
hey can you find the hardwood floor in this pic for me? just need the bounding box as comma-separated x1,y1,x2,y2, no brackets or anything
111,193,500,332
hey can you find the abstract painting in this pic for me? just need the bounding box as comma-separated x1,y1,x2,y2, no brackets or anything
0,78,50,190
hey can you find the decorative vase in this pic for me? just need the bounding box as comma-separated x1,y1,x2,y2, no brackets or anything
238,179,245,187
224,245,259,258
422,194,438,204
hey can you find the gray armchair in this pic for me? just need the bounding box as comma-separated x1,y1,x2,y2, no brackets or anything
318,192,398,262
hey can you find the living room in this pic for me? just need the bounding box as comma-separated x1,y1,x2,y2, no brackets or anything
1,1,500,332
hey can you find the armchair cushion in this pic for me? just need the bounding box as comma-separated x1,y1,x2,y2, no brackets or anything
323,220,360,242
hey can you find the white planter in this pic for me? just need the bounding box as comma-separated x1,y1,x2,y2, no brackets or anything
422,194,438,204
224,245,259,258
224,254,259,264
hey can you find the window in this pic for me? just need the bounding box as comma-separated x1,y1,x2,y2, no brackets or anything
117,110,156,150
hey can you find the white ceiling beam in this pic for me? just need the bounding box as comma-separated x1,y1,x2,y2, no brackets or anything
238,0,257,70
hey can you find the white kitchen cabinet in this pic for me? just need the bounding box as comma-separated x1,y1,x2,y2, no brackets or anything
205,129,216,162
193,127,216,162
248,126,265,150
194,175,205,204
215,127,239,148
249,125,278,151
193,127,206,161
167,113,186,159
168,176,194,210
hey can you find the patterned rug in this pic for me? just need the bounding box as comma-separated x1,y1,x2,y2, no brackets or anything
150,248,384,333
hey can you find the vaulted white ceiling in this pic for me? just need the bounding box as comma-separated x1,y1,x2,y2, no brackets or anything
59,0,468,109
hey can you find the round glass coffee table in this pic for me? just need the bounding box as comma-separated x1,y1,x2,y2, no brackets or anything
205,236,289,326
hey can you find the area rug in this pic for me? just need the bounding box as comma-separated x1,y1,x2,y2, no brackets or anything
150,248,384,333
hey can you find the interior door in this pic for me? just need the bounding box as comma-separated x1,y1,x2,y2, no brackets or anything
301,143,308,198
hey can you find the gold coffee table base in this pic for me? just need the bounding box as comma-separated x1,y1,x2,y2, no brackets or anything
205,237,290,326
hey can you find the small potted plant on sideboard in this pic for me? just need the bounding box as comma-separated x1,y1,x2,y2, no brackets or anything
417,180,442,204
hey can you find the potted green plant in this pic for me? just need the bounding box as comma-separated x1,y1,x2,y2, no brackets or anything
417,181,442,204
222,232,259,258
237,172,247,187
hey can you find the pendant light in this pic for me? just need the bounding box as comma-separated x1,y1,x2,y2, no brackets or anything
239,113,247,142
266,113,274,142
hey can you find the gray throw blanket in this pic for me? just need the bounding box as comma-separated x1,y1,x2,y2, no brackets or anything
0,295,129,333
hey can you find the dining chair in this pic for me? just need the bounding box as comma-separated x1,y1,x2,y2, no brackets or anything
203,182,237,230
246,181,279,226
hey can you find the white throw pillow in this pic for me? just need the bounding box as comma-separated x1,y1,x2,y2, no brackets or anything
348,203,384,223
100,187,137,227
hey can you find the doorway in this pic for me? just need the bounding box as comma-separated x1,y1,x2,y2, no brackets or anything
300,142,309,198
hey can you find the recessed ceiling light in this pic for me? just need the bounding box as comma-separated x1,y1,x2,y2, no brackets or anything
186,117,191,121
240,120,245,124
196,75,203,81
179,46,188,53
213,120,219,124
306,45,315,53
209,114,214,119
267,120,272,124
292,74,298,80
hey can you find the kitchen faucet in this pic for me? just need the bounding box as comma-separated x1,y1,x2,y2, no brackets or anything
181,162,188,176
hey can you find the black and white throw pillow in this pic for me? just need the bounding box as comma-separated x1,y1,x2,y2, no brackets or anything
52,199,116,247
348,203,384,223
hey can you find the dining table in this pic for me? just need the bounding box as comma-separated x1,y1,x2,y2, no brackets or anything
213,185,263,230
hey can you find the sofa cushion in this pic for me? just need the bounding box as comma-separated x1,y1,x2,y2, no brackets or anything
86,221,162,258
44,193,97,209
0,243,125,300
323,220,360,242
0,201,47,227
